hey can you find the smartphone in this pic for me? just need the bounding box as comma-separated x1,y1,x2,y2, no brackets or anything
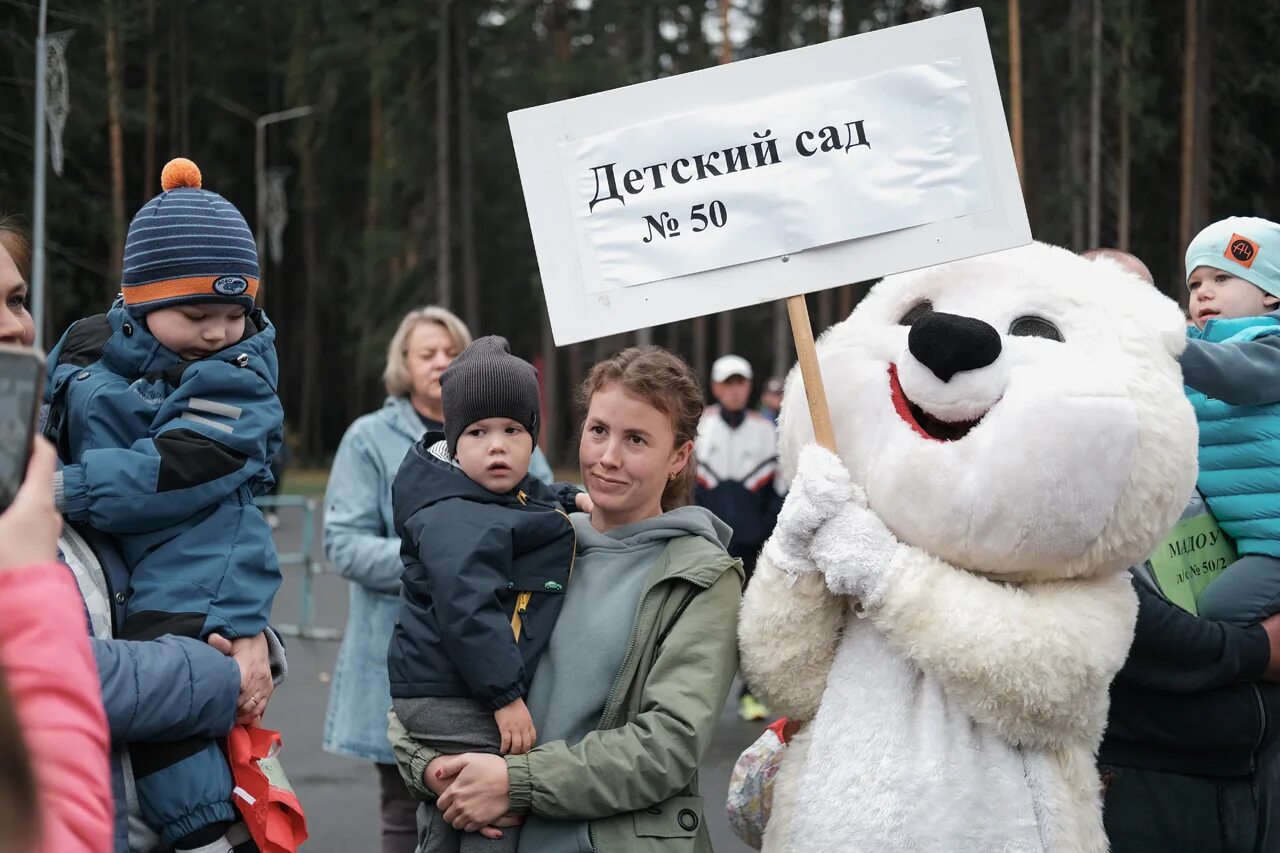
0,345,46,512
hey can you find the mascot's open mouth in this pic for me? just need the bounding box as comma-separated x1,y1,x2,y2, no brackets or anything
888,364,987,442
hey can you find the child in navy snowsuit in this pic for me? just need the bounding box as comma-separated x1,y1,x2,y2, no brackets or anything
387,336,580,853
44,158,283,852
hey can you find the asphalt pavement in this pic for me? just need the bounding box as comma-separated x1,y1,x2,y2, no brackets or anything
264,501,762,853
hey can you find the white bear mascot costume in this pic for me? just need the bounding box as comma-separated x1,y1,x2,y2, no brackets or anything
740,242,1198,853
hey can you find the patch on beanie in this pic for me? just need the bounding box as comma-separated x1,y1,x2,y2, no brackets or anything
213,275,249,296
1226,233,1260,269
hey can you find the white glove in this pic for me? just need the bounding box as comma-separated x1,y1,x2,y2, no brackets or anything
764,444,854,577
809,484,900,608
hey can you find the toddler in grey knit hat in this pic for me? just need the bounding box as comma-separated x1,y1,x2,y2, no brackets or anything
387,336,589,853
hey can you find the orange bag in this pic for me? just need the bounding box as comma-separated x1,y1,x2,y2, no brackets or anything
227,725,308,852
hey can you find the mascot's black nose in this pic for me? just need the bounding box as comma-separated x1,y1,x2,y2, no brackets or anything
907,312,1002,383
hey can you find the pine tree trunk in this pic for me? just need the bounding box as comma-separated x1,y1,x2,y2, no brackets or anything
143,0,158,201
359,13,384,415
1117,0,1131,253
456,8,478,332
715,0,734,357
636,0,656,347
298,142,321,458
550,0,571,62
1009,0,1024,190
1087,0,1102,248
772,302,788,380
1068,0,1086,250
1178,0,1198,256
693,315,708,387
819,289,835,333
169,1,179,157
549,0,574,455
178,0,189,152
436,0,453,309
105,0,127,278
1191,0,1211,235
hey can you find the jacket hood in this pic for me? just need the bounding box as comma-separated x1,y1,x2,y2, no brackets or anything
100,301,278,387
392,433,540,529
571,505,732,555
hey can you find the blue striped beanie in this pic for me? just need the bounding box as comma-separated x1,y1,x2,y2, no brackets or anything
121,158,259,316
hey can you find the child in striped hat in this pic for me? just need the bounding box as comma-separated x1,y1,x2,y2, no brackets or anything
43,158,285,853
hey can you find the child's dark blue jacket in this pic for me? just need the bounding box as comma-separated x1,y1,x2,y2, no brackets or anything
43,303,283,639
387,434,576,710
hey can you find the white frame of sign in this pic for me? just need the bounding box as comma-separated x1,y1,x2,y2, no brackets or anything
509,8,1028,347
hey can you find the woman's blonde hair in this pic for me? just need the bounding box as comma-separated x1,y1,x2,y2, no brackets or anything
382,306,472,398
578,346,704,511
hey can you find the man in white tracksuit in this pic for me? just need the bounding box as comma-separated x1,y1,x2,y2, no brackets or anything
696,354,785,720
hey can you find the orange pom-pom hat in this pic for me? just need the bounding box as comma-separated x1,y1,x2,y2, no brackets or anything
160,157,203,191
121,157,259,316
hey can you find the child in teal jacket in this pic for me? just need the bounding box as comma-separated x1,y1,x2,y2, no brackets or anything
1181,216,1280,624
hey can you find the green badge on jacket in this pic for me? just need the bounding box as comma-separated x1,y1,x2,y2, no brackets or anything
544,581,563,591
1146,510,1236,615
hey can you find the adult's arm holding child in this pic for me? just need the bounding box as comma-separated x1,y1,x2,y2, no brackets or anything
94,635,240,742
1122,578,1276,693
1181,334,1280,406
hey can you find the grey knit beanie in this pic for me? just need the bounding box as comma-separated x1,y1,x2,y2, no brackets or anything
441,335,541,457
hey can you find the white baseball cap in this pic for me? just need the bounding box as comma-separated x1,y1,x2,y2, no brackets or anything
711,354,753,383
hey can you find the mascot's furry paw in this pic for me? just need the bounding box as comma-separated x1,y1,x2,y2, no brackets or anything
764,444,853,576
810,495,899,606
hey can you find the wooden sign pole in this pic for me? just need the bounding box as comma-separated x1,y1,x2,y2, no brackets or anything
785,294,837,452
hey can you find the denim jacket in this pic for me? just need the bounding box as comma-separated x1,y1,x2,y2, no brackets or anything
321,397,553,763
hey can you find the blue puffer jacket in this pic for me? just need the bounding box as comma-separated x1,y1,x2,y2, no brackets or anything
1186,315,1280,557
44,302,284,638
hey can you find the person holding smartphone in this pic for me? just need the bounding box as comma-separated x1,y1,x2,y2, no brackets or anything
0,438,115,853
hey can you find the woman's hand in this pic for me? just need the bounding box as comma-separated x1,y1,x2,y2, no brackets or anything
207,631,274,724
425,755,454,797
1262,613,1280,682
435,753,511,831
0,438,61,572
426,756,519,837
574,491,594,513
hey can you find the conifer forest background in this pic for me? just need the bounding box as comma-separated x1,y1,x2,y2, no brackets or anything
2,0,1278,464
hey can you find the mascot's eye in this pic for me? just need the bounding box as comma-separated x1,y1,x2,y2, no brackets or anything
898,300,934,326
1008,315,1064,342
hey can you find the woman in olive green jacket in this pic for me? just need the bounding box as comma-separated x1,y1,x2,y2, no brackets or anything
389,346,743,852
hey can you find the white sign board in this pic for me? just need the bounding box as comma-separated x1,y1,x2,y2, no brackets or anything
510,9,1030,346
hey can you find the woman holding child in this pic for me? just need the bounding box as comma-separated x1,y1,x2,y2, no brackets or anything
2,217,280,853
323,308,555,853
388,345,744,852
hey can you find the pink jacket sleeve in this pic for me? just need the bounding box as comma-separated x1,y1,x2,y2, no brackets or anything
0,563,112,853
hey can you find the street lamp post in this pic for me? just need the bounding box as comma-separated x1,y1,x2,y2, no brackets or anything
31,0,49,348
204,93,314,294
252,106,314,281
